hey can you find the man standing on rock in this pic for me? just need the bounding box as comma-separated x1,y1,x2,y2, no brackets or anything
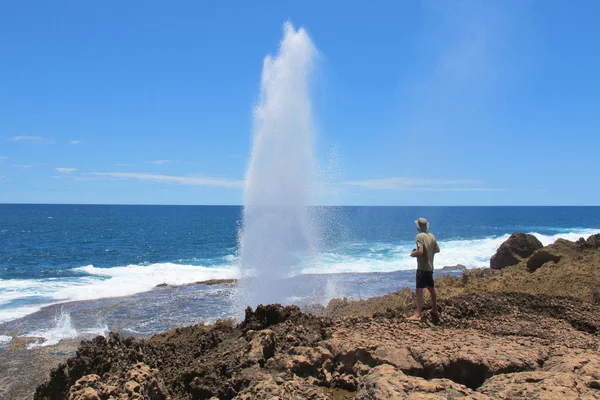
407,217,440,321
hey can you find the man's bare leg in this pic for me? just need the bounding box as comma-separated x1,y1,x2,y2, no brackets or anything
427,287,439,316
407,288,424,320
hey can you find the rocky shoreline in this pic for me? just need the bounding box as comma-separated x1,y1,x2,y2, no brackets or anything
19,234,600,398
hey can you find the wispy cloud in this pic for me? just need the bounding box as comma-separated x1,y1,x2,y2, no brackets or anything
9,136,54,144
55,167,78,173
116,163,135,167
149,160,174,165
69,140,83,145
10,135,43,142
84,172,243,188
148,159,196,165
342,177,503,191
0,176,6,181
10,164,33,169
0,156,9,161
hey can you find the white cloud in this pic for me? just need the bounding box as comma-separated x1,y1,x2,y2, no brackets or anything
341,177,503,191
55,168,78,173
10,164,33,169
10,135,42,141
9,136,54,144
0,156,8,160
69,140,83,145
149,160,174,165
85,172,243,188
116,163,135,167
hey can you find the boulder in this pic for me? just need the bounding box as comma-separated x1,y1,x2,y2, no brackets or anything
490,233,543,269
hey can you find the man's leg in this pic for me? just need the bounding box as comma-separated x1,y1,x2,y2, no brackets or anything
427,287,438,315
407,288,424,320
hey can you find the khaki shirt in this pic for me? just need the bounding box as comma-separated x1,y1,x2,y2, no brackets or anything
415,232,439,271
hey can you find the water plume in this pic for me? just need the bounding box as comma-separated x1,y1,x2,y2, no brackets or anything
237,22,319,310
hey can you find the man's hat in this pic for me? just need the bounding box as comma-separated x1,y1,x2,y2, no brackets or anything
414,217,429,231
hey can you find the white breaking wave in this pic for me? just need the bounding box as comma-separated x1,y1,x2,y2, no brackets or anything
0,262,239,323
71,263,239,300
0,334,12,347
302,229,599,274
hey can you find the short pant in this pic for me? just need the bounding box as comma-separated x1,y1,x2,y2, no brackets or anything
416,269,434,289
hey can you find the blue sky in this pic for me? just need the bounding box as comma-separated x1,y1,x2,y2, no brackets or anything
1,0,599,205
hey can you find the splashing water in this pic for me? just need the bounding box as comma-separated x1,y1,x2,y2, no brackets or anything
20,309,109,349
237,22,319,310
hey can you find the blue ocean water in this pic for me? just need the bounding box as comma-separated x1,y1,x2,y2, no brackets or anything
0,205,599,346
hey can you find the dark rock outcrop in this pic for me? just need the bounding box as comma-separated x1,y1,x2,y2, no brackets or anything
578,233,600,249
490,233,543,269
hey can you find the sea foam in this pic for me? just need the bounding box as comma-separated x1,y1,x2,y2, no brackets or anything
0,262,238,323
0,334,12,347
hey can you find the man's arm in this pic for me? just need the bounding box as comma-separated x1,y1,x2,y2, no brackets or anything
410,247,423,258
411,236,425,257
434,242,440,254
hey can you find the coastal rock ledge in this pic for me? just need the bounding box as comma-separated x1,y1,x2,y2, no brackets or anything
34,234,600,399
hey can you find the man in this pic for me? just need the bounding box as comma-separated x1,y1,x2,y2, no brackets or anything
407,217,440,321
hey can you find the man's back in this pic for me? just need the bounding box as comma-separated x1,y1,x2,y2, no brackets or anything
416,232,438,271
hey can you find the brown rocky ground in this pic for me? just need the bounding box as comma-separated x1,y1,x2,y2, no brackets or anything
33,234,600,399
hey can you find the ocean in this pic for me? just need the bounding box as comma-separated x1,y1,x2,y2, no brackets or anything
1,205,599,348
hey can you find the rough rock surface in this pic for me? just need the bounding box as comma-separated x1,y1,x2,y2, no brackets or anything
65,362,169,400
490,232,543,269
356,365,487,399
35,293,600,400
478,371,599,399
34,234,600,400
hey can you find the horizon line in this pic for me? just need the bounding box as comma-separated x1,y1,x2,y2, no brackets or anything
1,202,599,207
